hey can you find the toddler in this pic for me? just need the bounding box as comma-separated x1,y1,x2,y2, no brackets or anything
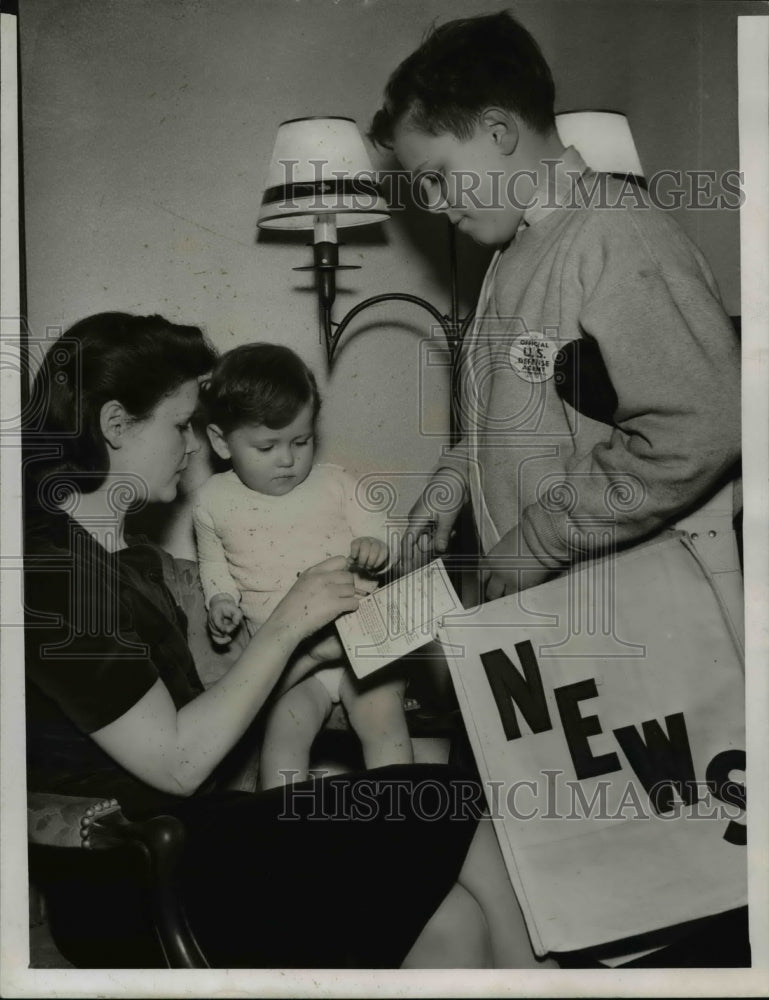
193,343,413,788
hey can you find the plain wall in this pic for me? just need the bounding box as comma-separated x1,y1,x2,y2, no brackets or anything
19,0,754,555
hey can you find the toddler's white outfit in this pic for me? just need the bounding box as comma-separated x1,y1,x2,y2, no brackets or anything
192,463,387,701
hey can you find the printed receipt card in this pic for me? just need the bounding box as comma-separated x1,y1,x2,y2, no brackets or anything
336,559,462,679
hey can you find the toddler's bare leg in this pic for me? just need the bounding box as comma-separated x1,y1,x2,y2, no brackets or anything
259,676,332,790
339,672,413,770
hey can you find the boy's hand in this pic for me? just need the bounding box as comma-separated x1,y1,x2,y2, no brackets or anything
208,593,243,645
349,536,389,573
481,529,559,600
399,468,466,574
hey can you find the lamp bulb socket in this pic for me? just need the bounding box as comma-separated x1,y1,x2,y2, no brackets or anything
313,215,338,245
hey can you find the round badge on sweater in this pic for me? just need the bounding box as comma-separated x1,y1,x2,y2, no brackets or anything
509,331,559,383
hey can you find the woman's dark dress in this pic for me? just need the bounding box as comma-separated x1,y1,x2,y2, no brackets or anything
24,509,483,968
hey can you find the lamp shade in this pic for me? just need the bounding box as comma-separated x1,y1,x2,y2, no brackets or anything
555,111,644,178
257,116,390,231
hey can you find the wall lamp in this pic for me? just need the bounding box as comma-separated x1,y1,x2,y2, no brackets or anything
257,116,469,381
556,110,645,186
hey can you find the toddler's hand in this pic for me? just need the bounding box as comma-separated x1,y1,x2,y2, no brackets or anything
349,536,389,574
208,593,243,645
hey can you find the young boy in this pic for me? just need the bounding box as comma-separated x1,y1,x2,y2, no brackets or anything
193,343,412,789
370,11,741,603
369,10,744,967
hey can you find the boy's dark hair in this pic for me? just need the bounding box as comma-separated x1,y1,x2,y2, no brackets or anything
368,11,555,148
202,343,321,435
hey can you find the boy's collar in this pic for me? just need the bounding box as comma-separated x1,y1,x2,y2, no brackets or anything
520,146,588,228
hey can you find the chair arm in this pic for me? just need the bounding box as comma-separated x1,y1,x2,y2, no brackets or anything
27,792,208,969
27,792,123,849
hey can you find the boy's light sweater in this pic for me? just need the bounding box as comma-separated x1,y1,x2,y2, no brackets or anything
443,148,741,564
193,463,387,625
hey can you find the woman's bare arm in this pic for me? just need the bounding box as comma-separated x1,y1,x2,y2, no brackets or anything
91,558,358,796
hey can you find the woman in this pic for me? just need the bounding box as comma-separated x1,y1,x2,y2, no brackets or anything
24,312,550,970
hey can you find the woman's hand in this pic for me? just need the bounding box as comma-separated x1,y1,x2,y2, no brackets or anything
268,555,360,644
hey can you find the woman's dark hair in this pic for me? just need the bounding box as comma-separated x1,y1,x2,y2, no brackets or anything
26,312,217,496
368,11,555,148
201,343,321,435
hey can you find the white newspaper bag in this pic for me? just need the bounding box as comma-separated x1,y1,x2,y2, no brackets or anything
438,531,746,955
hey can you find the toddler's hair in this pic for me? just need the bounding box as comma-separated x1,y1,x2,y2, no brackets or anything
202,343,321,434
368,10,555,148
